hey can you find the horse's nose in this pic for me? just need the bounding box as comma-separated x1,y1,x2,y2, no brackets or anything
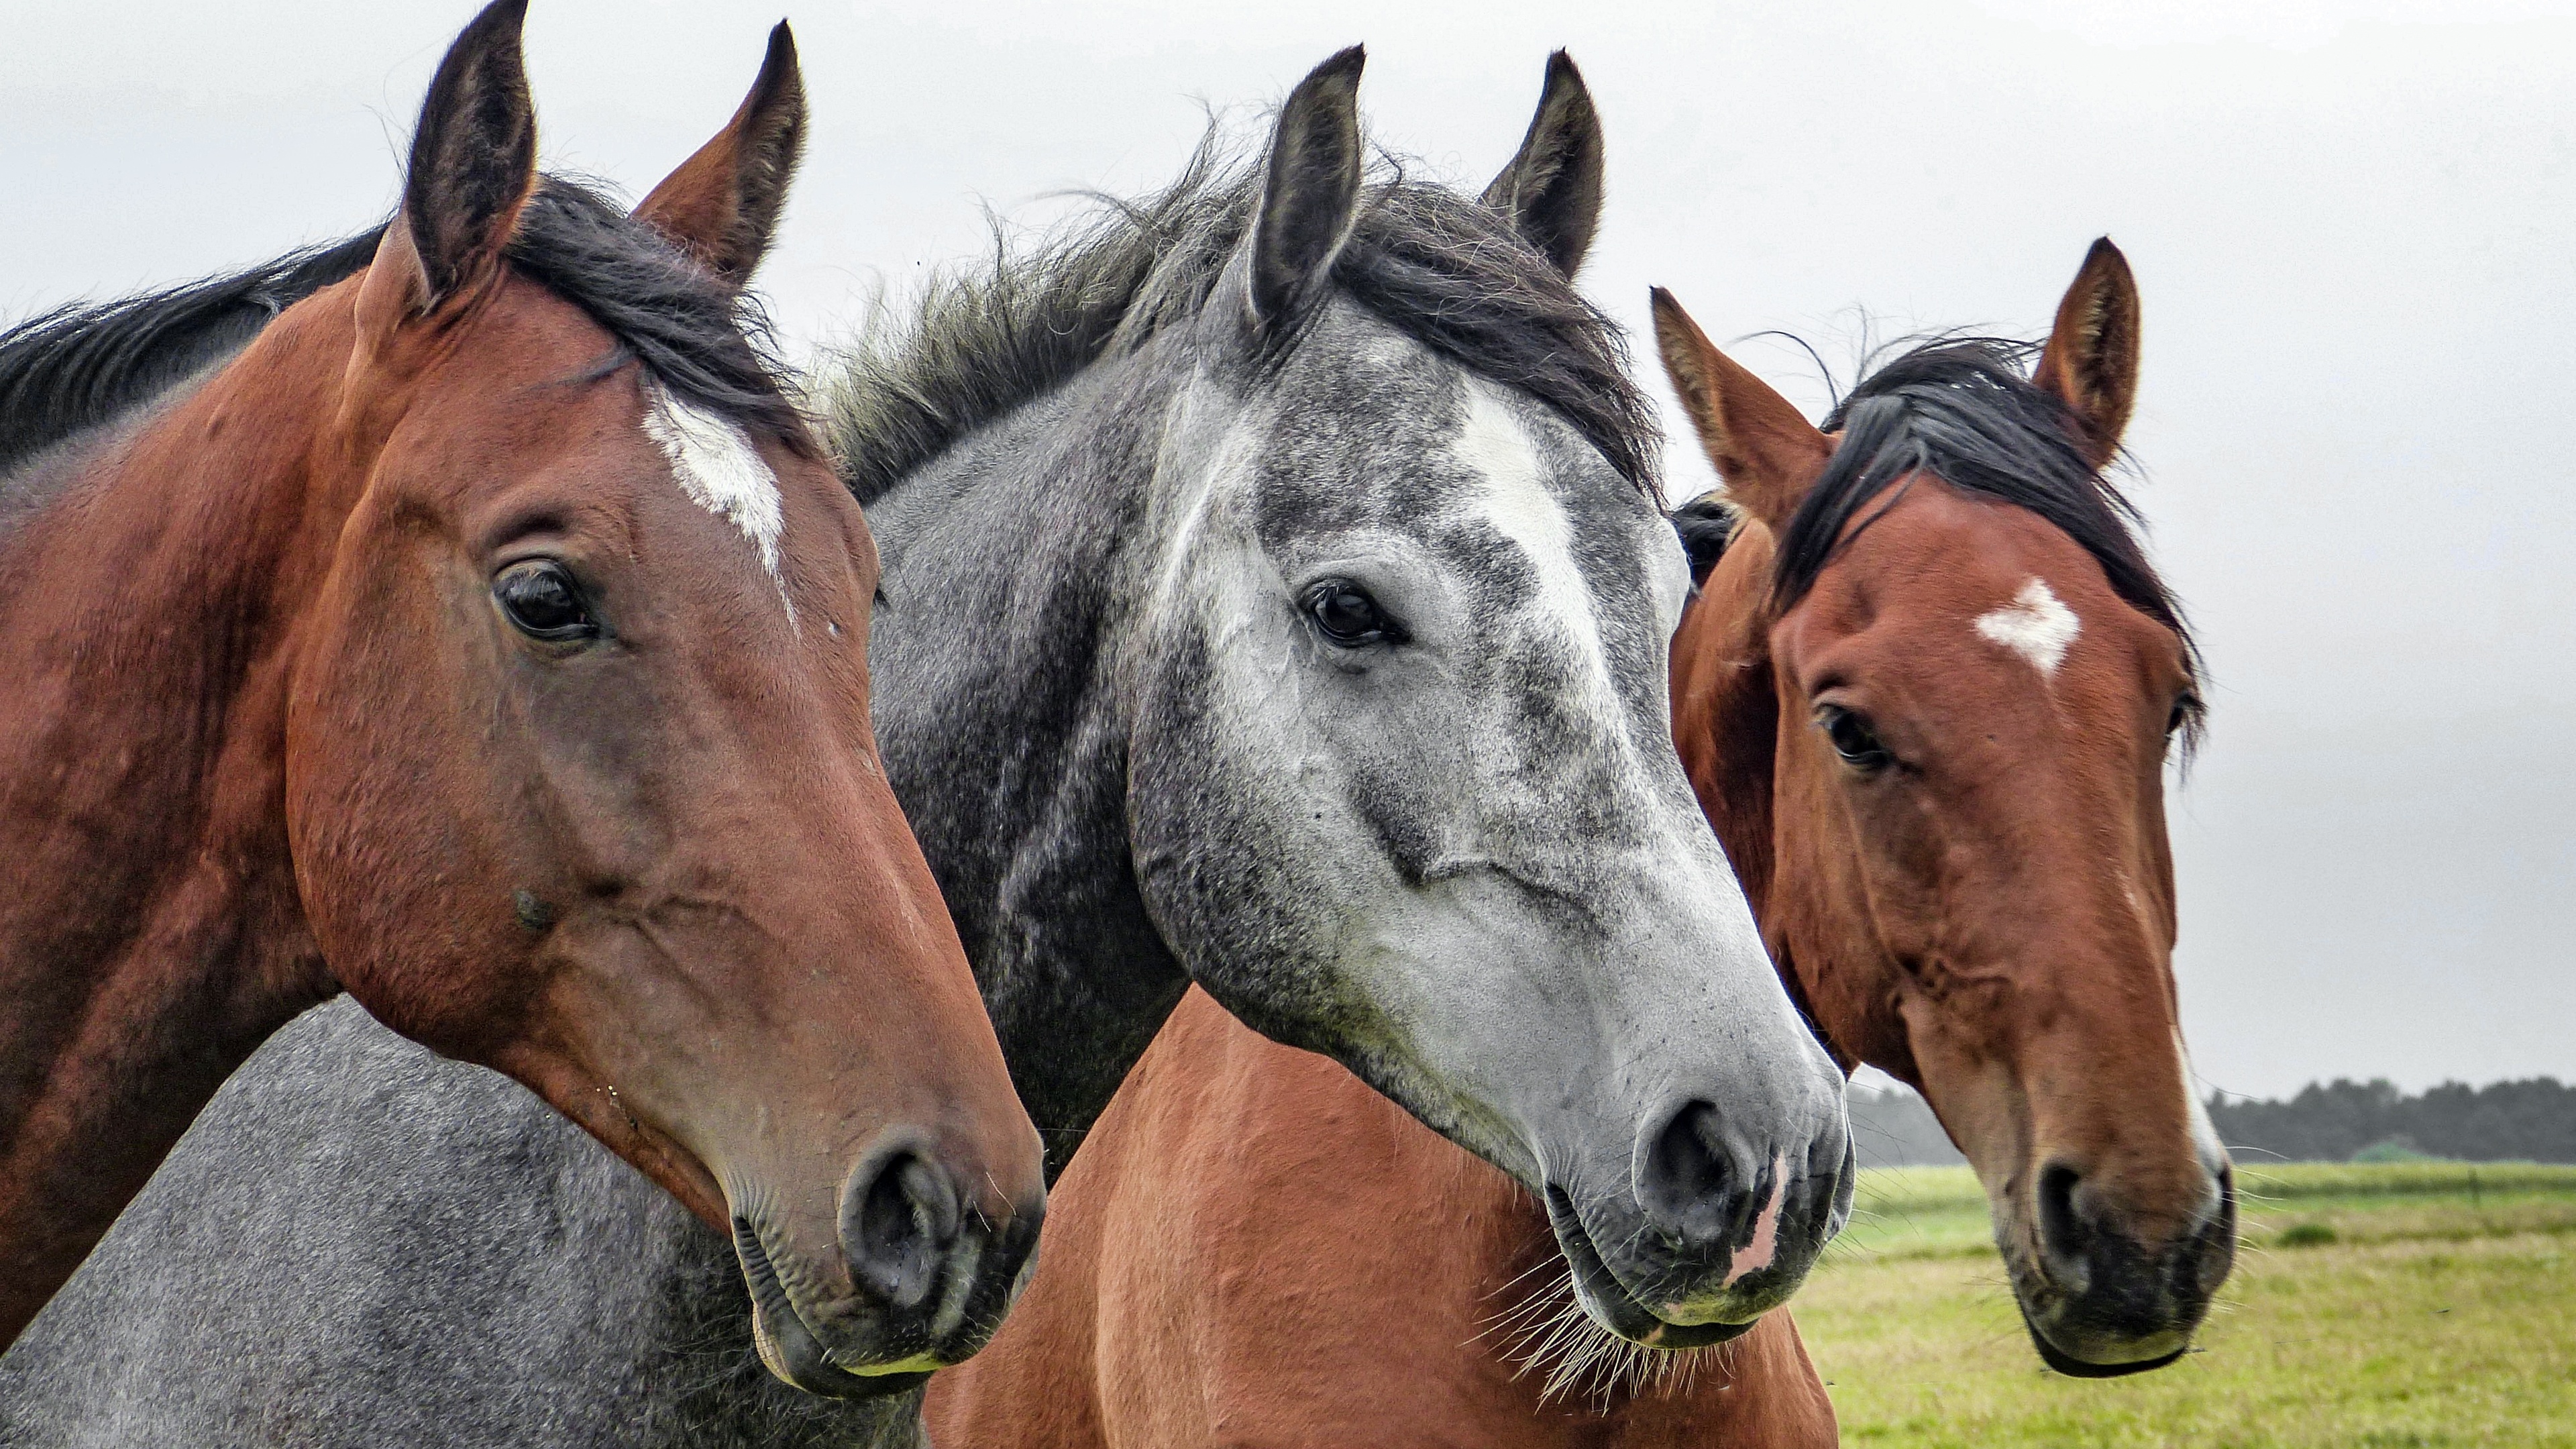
2033,1155,2235,1351
842,1148,961,1309
1637,1100,1755,1245
1634,1099,1848,1267
839,1137,1042,1316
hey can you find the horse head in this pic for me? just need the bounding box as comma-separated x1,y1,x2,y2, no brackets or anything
1119,51,1853,1344
1659,245,2234,1373
286,4,1042,1391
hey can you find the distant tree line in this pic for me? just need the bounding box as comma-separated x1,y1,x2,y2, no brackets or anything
2206,1077,2576,1165
1846,1076,2575,1167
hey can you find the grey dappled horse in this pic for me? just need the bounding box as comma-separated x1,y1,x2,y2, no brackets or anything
1,51,1850,1446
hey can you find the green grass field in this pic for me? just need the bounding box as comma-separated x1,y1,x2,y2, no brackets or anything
1796,1163,2576,1447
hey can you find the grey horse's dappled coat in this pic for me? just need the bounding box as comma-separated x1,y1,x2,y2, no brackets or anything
3,52,1851,1446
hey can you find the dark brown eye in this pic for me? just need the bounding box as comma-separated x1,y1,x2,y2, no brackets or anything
494,561,596,643
1817,704,1892,771
2167,692,2201,736
1303,580,1403,648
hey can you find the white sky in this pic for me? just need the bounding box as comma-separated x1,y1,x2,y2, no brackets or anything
7,0,2569,1099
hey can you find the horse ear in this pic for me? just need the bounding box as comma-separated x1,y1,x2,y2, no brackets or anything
394,0,539,309
1481,51,1604,277
634,22,807,288
1651,287,1832,533
2033,237,2141,469
1247,46,1366,331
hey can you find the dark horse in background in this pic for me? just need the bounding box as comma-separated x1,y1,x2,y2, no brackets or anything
1,46,1852,1448
0,0,1044,1387
919,242,2236,1446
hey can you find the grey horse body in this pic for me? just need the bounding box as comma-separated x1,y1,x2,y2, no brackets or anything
3,58,1852,1445
0,1002,869,1448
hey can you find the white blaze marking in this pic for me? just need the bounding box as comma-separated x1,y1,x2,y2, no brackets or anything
1454,382,1619,722
641,381,795,627
1974,577,2080,677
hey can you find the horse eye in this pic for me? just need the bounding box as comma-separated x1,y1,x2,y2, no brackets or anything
1817,704,1892,771
2167,692,2201,736
494,561,597,643
1303,580,1403,648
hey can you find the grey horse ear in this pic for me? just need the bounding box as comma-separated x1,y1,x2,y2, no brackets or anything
634,21,808,288
1248,46,1366,331
1481,51,1604,277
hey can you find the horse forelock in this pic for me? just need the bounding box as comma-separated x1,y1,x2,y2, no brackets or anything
1775,336,2204,748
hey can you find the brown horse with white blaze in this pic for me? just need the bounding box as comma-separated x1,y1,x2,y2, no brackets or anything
0,1,1043,1387
922,239,2230,1446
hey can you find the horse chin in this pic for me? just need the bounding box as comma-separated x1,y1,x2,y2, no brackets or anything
1542,1186,1762,1350
733,1219,938,1400
1992,1193,2222,1379
2000,1240,2196,1378
2016,1301,2190,1379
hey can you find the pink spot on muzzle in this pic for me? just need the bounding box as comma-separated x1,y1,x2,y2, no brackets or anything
1723,1155,1788,1287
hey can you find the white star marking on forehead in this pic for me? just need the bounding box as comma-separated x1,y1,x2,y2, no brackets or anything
1974,577,2080,677
641,380,795,628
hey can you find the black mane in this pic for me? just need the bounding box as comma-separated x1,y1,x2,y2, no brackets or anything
1670,491,1739,588
0,231,383,477
818,137,1657,504
0,176,806,485
1773,337,2202,733
502,183,808,448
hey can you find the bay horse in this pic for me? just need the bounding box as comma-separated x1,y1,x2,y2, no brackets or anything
0,1,1044,1386
0,48,1850,1448
918,240,2236,1446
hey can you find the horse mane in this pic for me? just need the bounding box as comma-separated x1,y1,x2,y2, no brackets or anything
816,133,1658,506
0,176,808,487
0,231,384,478
1774,337,2204,740
1669,491,1739,588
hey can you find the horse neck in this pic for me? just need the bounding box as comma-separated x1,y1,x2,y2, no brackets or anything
0,291,361,1326
865,343,1196,1180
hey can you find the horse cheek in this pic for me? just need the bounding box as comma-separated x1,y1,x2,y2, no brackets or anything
284,517,527,1059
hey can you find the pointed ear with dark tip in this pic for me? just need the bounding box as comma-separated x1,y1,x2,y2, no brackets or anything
2033,237,2142,469
1651,287,1833,533
392,0,538,311
1481,50,1605,277
1247,46,1366,331
635,21,807,287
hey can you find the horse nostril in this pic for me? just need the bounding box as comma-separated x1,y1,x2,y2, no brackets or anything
841,1150,963,1311
2036,1161,2092,1266
1638,1100,1746,1244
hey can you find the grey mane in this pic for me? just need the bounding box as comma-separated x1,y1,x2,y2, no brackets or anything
818,133,1658,505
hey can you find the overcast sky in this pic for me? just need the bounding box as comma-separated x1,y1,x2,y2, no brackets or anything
7,1,2568,1100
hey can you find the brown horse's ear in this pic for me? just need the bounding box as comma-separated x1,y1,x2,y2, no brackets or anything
635,21,808,288
393,0,539,311
1247,46,1366,332
2033,237,2141,469
1481,51,1604,277
1651,287,1832,532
